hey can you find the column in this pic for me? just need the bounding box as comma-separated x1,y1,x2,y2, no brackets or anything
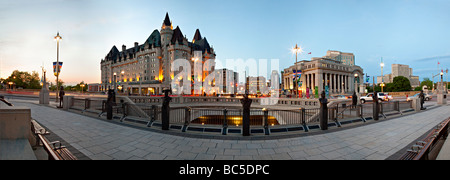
339,74,342,93
329,74,333,93
347,75,351,93
317,71,323,95
324,73,328,90
334,74,337,93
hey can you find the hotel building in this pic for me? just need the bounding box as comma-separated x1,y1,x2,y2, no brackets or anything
100,13,216,95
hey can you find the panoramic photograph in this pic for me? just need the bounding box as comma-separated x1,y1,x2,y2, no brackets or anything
1,0,449,175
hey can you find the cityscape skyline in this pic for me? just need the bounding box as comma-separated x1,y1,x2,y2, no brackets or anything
0,0,449,85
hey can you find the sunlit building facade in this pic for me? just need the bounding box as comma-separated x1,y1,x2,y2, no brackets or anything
100,13,216,95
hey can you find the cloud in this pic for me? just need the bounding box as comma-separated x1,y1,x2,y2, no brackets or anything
414,55,450,62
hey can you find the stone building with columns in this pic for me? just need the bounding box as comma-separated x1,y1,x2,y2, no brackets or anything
282,50,364,97
100,13,216,95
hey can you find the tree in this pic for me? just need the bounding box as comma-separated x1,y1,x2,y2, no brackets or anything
420,78,433,90
4,70,42,89
392,76,411,92
49,79,64,91
74,81,87,92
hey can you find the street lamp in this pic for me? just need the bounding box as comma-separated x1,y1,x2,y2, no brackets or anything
380,59,384,93
354,73,359,93
54,32,62,102
113,72,117,93
291,44,303,98
8,82,13,90
80,83,85,94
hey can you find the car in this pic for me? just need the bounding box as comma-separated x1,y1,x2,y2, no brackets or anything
407,93,433,102
360,92,386,104
331,95,348,99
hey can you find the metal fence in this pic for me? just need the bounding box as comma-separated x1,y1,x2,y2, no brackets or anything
67,97,413,135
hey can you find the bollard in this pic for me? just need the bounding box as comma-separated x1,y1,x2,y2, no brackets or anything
222,108,228,135
106,89,114,120
161,89,172,130
241,94,252,136
319,91,328,130
373,91,379,121
263,108,269,135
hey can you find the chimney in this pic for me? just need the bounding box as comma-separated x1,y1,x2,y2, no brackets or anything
122,44,126,51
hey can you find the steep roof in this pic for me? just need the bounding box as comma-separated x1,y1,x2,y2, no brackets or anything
171,26,184,45
106,45,119,61
192,37,211,54
146,29,161,47
193,29,202,43
163,12,171,26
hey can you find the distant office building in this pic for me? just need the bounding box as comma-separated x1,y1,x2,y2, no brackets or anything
323,50,355,66
246,76,268,95
100,13,216,95
377,64,420,88
215,68,239,95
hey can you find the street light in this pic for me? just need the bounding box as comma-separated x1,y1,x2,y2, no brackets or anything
291,44,303,98
54,32,62,102
113,72,117,93
8,82,13,90
380,58,384,93
80,83,85,94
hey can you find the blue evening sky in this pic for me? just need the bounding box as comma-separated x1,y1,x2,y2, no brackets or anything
0,0,449,85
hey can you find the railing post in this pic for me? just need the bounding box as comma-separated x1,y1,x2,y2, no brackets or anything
359,104,366,122
182,107,190,132
120,100,127,122
263,108,269,135
147,105,156,127
319,92,328,130
380,102,386,118
301,108,308,132
222,108,228,135
395,101,402,115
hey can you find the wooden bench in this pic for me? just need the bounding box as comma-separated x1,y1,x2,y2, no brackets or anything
31,119,77,160
38,134,77,160
399,118,450,160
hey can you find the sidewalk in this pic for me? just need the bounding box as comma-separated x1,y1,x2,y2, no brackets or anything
10,99,450,160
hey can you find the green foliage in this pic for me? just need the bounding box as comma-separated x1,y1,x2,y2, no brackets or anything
391,76,411,92
420,78,433,90
3,70,42,89
49,79,64,91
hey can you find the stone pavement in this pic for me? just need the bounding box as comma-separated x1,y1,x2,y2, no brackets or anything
10,99,450,160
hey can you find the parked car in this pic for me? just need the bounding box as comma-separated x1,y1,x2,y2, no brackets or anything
360,92,386,104
407,93,433,102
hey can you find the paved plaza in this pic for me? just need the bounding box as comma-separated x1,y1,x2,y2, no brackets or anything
9,99,450,160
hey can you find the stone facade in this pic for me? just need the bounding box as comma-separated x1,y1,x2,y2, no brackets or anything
100,13,216,95
282,51,364,96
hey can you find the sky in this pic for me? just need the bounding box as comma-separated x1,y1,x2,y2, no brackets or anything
0,0,450,85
